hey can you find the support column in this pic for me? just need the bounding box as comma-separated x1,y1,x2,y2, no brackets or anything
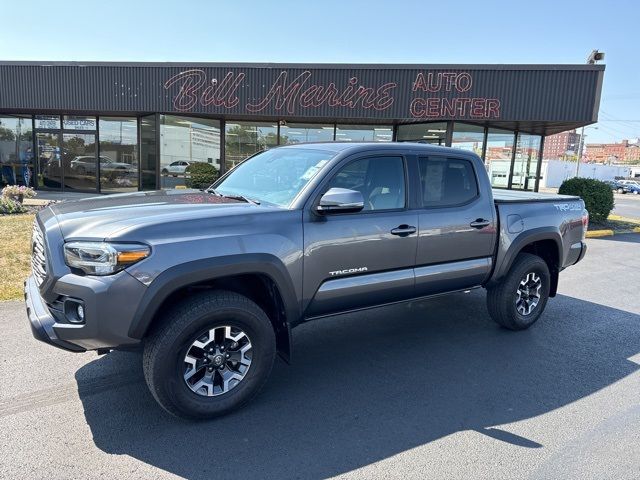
507,130,518,190
534,135,545,192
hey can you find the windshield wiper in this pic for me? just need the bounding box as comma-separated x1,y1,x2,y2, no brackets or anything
206,189,260,205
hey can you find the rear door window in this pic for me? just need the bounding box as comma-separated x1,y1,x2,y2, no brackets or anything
418,157,478,207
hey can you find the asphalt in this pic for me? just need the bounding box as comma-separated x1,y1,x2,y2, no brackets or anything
1,235,639,479
613,193,640,219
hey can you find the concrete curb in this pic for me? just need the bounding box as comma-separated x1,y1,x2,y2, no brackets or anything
586,230,615,238
586,227,640,238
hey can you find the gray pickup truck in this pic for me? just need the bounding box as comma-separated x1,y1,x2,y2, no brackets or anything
25,142,588,419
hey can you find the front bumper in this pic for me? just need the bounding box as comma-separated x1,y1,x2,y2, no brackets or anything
24,271,148,352
24,276,85,352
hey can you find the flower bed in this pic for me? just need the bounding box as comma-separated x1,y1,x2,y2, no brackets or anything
1,185,36,214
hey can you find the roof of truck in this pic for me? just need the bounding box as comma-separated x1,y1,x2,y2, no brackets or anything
277,141,469,155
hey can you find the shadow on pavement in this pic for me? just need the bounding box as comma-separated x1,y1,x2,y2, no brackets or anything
76,290,640,479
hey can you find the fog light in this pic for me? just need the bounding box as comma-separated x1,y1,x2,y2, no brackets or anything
63,299,85,324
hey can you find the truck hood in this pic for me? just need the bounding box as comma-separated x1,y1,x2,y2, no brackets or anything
50,190,278,240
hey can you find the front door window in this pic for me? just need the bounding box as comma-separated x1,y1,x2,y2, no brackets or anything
36,132,61,190
62,133,97,191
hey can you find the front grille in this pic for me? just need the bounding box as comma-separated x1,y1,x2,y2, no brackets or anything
31,222,47,286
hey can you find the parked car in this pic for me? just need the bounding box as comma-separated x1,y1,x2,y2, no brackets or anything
605,180,629,194
70,156,135,176
161,161,191,176
618,179,640,194
626,184,640,194
25,143,588,419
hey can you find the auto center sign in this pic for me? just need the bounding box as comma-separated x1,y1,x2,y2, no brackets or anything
408,73,499,119
163,69,501,120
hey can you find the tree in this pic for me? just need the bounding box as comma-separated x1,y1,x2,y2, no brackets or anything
225,125,278,166
0,126,16,141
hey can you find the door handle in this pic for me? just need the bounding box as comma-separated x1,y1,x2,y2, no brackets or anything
391,225,417,236
470,218,491,229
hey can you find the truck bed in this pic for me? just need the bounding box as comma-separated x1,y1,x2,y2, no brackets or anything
492,189,580,204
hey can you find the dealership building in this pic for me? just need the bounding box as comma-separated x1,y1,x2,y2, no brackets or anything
0,61,604,193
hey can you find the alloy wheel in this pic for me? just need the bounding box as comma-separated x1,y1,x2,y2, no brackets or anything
515,272,542,316
183,326,252,397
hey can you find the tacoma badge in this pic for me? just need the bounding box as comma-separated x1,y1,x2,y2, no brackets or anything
329,267,368,276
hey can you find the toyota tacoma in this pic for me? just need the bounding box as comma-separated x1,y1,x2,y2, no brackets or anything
25,143,588,419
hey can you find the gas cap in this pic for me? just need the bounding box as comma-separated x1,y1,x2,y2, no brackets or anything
507,214,524,233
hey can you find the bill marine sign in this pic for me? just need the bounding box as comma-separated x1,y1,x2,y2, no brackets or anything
164,69,500,119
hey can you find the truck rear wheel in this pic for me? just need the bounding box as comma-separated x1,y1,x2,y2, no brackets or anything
486,253,551,330
143,290,276,419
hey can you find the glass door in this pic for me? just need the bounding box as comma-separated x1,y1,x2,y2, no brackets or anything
36,132,62,190
62,133,97,191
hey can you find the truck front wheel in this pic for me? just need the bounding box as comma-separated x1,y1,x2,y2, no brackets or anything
143,290,276,419
486,253,551,330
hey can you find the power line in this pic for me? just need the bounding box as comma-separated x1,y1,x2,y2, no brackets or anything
599,111,640,129
599,120,640,123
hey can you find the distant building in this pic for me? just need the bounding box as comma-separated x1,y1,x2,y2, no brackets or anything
585,139,639,164
485,146,514,160
543,129,581,160
624,143,640,163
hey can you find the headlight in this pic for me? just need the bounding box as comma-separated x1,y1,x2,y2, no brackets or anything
64,242,150,275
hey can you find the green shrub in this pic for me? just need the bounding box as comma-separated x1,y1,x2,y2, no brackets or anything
185,162,219,189
0,197,27,215
558,177,613,222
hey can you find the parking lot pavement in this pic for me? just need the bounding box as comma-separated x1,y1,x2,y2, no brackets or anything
613,193,640,219
1,235,639,480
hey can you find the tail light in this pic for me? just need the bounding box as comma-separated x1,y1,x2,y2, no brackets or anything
582,209,589,240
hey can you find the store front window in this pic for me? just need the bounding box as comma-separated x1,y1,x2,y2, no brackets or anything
451,123,484,157
63,115,97,131
512,133,541,191
278,123,334,145
335,125,393,142
485,128,515,188
36,132,60,189
62,132,97,191
0,116,34,188
99,117,138,193
396,122,448,144
160,115,221,189
35,115,60,130
224,122,278,171
35,115,99,192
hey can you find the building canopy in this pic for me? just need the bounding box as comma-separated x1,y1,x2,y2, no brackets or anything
0,62,604,135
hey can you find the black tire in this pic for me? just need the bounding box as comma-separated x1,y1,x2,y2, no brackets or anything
143,290,276,419
486,253,551,331
161,168,168,175
617,188,624,194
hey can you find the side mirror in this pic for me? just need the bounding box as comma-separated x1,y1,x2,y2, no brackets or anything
316,188,364,214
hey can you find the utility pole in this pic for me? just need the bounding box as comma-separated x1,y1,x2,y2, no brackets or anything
575,125,597,177
576,126,585,177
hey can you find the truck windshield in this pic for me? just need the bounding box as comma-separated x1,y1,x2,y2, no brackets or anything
212,148,336,207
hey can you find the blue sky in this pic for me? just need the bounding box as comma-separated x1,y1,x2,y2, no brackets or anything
0,0,638,144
